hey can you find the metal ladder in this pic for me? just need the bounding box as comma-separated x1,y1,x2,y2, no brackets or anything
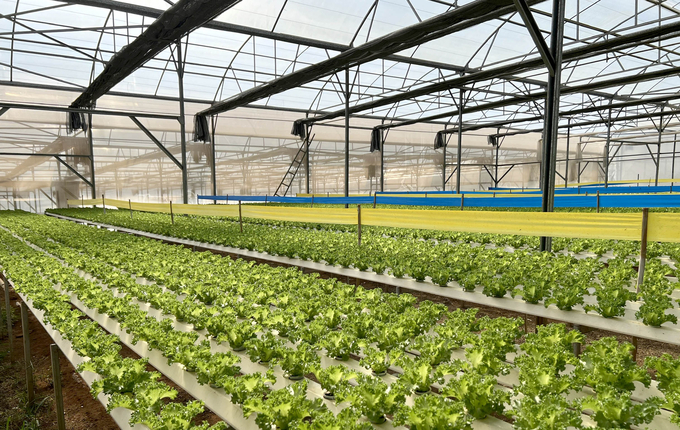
274,137,311,197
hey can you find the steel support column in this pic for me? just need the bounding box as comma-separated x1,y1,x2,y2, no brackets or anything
494,141,500,188
672,134,677,186
177,40,188,204
87,113,96,198
305,126,311,194
442,134,447,191
604,105,612,188
380,135,385,193
655,112,664,186
539,0,566,252
565,119,570,187
456,88,464,194
210,115,218,202
344,68,350,207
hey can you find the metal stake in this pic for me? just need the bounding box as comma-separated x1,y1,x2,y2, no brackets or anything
460,194,464,211
373,193,377,208
3,274,12,356
571,324,581,356
239,200,243,233
50,344,66,430
636,208,649,293
596,190,600,213
170,201,174,224
129,199,133,219
311,195,314,208
20,302,34,405
357,204,362,246
101,194,106,214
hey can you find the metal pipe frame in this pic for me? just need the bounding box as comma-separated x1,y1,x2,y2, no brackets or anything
197,0,543,118
176,39,188,204
344,68,350,205
456,89,464,194
70,0,242,109
539,0,565,252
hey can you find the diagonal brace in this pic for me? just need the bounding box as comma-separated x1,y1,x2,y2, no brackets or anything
513,0,555,76
129,116,183,170
53,155,93,187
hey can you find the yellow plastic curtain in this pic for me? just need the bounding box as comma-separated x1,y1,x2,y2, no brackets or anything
67,199,680,242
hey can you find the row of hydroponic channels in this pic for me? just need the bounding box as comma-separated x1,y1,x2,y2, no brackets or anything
1,211,679,430
51,208,680,330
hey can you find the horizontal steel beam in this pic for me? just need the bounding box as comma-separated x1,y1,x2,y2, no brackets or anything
0,152,91,157
0,102,179,120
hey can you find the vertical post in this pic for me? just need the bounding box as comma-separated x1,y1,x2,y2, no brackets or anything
177,39,188,204
565,119,571,187
3,275,12,357
344,68,350,209
305,129,311,194
596,190,600,213
571,324,581,356
311,195,314,208
87,113,96,199
671,134,677,189
539,0,566,252
129,199,133,219
456,88,464,194
101,194,106,214
380,132,385,192
50,344,66,430
443,133,447,191
239,200,243,233
604,105,612,188
210,115,218,204
373,193,377,208
637,208,649,293
655,115,664,187
81,195,84,207
265,195,268,206
170,201,174,225
20,302,34,405
494,140,499,188
357,204,362,246
631,336,639,362
460,194,464,211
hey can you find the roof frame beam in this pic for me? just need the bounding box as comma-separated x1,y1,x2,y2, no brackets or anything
0,102,178,120
70,0,242,109
434,65,680,135
305,17,680,126
196,0,545,118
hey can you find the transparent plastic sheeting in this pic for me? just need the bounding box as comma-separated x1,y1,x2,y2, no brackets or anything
197,194,680,208
68,198,680,242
